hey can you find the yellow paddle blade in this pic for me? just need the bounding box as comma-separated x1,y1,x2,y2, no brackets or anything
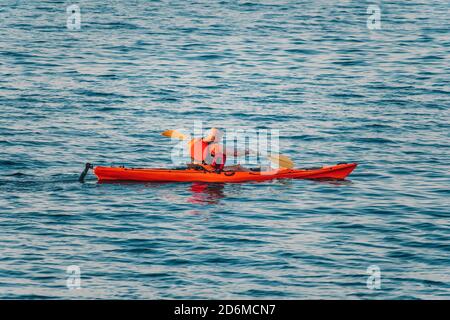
161,130,187,140
268,154,295,169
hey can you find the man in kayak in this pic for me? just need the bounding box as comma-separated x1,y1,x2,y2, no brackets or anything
188,128,250,172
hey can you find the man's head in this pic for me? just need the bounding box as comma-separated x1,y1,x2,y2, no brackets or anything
204,127,223,143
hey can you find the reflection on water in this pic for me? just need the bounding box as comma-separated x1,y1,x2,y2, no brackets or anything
97,178,352,206
97,180,226,204
188,182,225,205
311,179,354,186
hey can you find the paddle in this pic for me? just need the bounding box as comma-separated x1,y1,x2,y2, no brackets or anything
161,130,188,140
78,162,93,183
162,130,295,169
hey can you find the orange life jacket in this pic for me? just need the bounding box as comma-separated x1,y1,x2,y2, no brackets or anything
189,138,226,170
189,138,209,163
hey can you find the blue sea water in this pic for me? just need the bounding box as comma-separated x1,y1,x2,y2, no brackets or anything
0,0,449,299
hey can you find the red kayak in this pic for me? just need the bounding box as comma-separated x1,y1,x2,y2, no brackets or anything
93,163,357,183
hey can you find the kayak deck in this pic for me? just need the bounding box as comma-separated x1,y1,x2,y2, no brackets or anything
93,163,357,183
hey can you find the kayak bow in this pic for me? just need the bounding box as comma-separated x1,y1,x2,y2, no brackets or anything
92,163,357,183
